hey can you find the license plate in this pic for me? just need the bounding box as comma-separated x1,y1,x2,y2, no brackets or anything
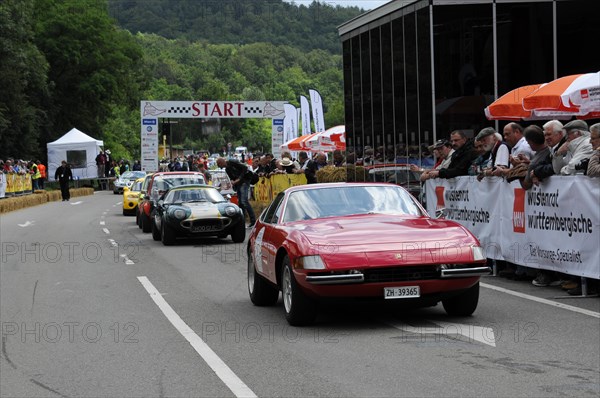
384,286,420,299
191,225,219,232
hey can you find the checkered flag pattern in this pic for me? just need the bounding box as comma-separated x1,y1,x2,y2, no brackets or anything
167,106,191,114
244,106,263,115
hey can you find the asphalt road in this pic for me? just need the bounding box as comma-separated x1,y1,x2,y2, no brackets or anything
1,191,599,397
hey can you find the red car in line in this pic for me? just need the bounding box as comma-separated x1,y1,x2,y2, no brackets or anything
247,183,490,326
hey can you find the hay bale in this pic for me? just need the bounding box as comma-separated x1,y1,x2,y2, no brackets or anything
0,187,94,214
316,165,367,183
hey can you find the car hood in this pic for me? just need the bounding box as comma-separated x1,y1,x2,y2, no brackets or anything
293,214,477,266
179,202,218,218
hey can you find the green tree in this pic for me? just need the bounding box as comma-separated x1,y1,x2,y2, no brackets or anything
33,0,145,143
0,0,49,160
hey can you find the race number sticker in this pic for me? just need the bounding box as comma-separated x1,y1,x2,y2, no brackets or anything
253,227,265,273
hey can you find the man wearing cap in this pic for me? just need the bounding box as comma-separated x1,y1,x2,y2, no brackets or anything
424,131,477,180
587,123,600,177
476,128,510,179
415,139,454,181
552,119,593,175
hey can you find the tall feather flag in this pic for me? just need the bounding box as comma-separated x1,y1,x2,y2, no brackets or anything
300,95,311,135
283,103,298,146
309,89,326,133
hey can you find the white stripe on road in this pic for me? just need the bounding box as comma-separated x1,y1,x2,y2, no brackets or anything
481,283,600,318
102,228,110,235
137,276,257,398
100,221,105,226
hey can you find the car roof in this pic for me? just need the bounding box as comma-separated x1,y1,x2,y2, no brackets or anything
168,184,215,190
284,182,397,194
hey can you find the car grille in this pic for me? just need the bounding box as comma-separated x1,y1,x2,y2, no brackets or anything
363,265,441,283
181,218,230,231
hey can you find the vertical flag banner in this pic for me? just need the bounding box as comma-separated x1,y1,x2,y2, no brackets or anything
300,95,311,134
309,89,326,133
283,104,298,144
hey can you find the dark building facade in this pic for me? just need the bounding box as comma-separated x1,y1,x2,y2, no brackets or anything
338,0,599,168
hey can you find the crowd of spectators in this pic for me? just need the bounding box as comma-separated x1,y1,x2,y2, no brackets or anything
408,120,599,295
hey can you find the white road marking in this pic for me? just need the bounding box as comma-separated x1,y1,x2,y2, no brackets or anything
137,276,257,398
387,320,496,347
102,228,110,235
70,201,82,205
124,257,135,265
481,283,600,319
100,221,105,226
18,221,35,227
107,239,117,247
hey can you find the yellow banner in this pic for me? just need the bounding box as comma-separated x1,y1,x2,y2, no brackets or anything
6,174,15,194
253,177,272,203
270,173,307,199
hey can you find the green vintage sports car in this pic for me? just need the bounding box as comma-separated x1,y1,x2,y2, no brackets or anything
152,185,245,245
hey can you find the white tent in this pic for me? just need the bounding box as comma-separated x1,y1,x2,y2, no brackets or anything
47,128,104,180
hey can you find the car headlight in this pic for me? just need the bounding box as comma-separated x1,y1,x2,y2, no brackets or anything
173,209,187,220
295,255,326,270
224,206,237,216
471,246,485,261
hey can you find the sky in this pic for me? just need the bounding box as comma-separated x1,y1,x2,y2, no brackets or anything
285,0,392,10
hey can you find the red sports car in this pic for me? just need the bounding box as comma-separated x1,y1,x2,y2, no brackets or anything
247,183,490,326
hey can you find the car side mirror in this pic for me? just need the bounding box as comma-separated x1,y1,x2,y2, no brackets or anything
435,208,446,219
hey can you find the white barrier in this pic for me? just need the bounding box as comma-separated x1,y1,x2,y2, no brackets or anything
0,173,5,198
425,176,600,279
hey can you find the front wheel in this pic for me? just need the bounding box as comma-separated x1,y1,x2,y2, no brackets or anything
248,250,279,306
151,215,161,241
231,222,245,243
442,282,480,316
281,255,316,326
141,211,151,233
161,221,176,246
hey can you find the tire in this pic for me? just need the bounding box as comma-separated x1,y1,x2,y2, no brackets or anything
442,282,480,316
141,212,151,233
281,255,317,326
231,222,245,243
151,215,161,241
161,220,176,246
123,208,128,216
248,250,279,306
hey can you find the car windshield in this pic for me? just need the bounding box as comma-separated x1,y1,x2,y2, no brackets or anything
121,171,145,181
151,174,206,199
282,185,423,222
131,180,143,191
165,187,225,204
369,169,421,185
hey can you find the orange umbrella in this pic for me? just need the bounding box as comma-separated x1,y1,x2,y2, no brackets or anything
522,73,600,113
484,84,542,120
281,133,319,152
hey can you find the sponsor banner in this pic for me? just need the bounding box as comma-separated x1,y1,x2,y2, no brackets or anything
309,89,325,133
141,101,287,119
271,119,284,159
141,116,158,172
300,95,311,134
253,177,272,203
427,177,499,258
269,174,307,199
426,176,600,278
283,104,298,145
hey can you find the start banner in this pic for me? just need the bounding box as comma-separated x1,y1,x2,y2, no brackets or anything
426,176,600,279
